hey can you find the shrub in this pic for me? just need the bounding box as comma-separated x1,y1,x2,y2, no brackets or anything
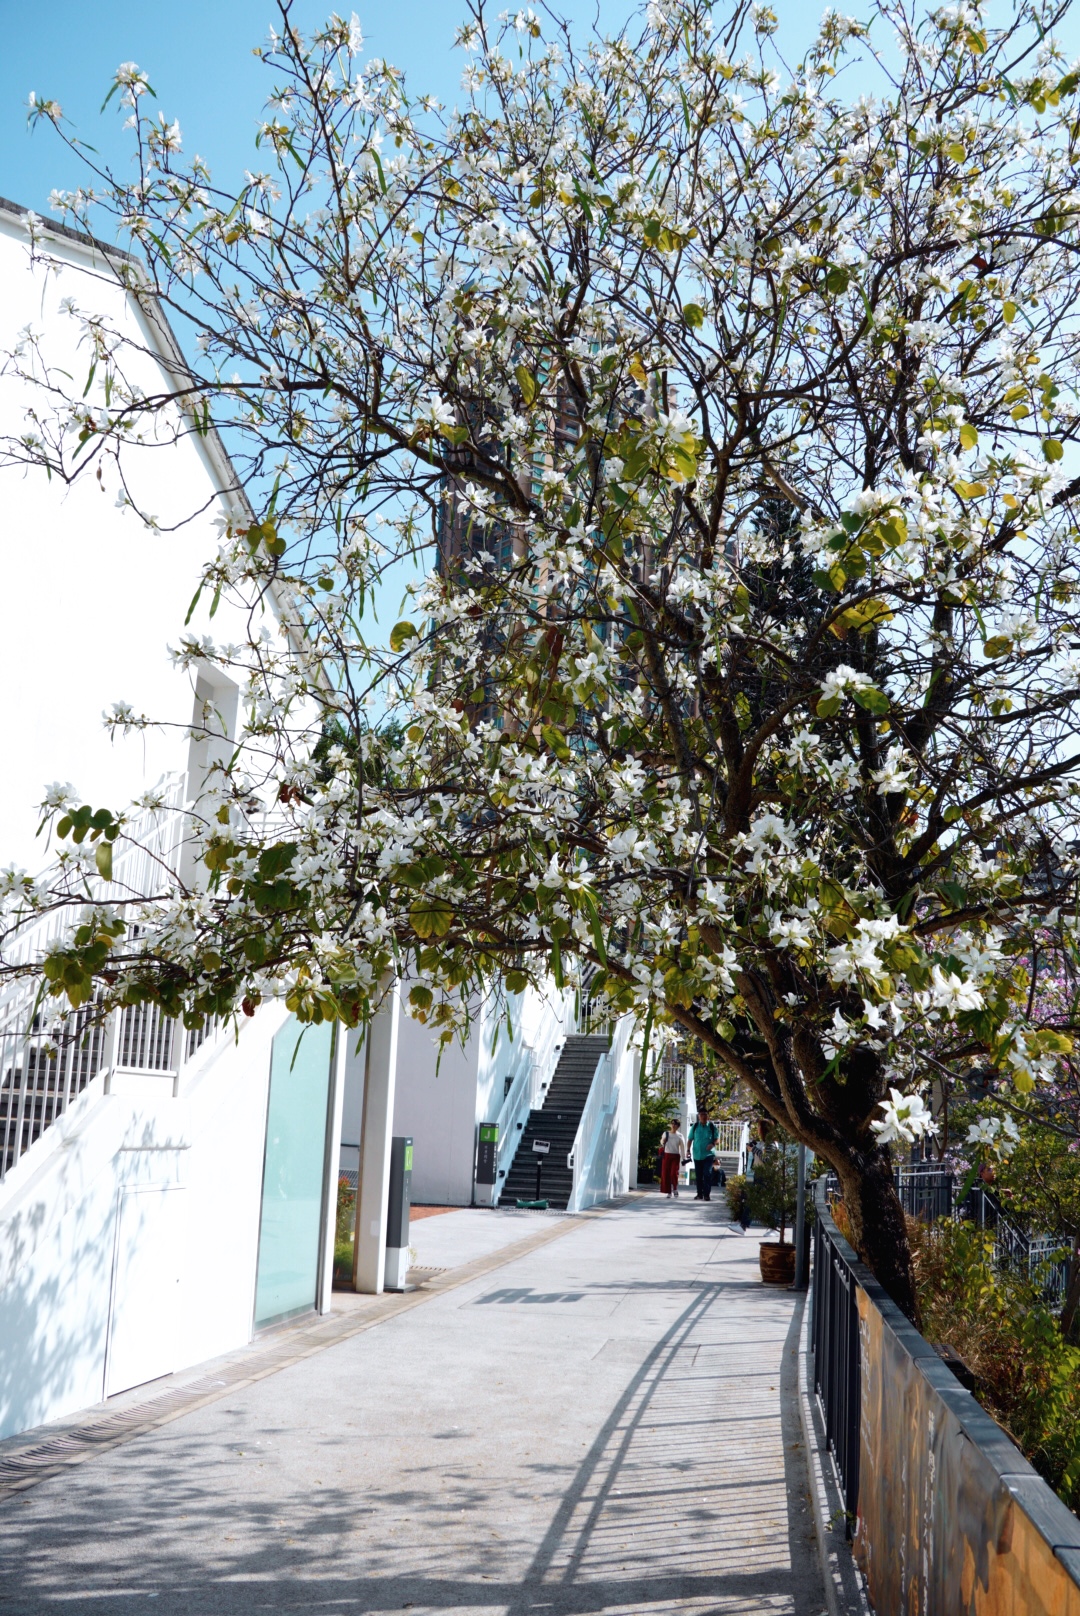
637,1082,674,1183
725,1174,749,1222
334,1174,355,1284
911,1218,1080,1512
745,1142,799,1240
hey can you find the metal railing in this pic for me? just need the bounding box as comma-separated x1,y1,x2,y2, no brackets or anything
0,1000,228,1185
490,996,568,1205
810,1180,862,1530
0,1012,107,1182
566,1012,633,1212
0,778,240,1187
893,1161,1070,1306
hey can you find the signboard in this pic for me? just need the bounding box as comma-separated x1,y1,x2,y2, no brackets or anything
476,1123,499,1186
532,1139,551,1156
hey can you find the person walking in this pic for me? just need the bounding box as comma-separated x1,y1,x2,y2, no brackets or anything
687,1108,719,1200
659,1119,686,1199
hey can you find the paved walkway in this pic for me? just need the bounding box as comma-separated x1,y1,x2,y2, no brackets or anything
0,1197,826,1615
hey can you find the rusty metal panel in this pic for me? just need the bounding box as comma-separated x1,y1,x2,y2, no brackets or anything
855,1286,1080,1616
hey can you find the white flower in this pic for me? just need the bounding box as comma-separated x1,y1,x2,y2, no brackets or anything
416,396,457,429
42,781,77,809
965,1113,1021,1159
819,664,874,704
929,964,983,1013
539,855,564,889
769,913,814,950
871,1088,939,1145
871,744,916,796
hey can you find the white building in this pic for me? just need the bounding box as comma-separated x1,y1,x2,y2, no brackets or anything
0,198,641,1445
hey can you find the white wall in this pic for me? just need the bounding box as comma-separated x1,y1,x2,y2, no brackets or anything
391,991,479,1207
0,1003,285,1441
0,206,253,873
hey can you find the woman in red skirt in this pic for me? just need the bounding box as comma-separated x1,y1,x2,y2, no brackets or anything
659,1119,687,1198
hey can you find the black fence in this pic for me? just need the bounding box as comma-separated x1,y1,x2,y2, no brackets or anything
830,1161,1071,1309
810,1185,861,1528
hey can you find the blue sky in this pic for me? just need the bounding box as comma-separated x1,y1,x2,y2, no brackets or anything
5,2,1080,222
0,1,635,213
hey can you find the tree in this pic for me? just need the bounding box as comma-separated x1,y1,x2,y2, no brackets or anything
5,0,1080,1320
745,1135,798,1244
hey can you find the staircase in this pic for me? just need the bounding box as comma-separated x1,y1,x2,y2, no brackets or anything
499,1035,609,1209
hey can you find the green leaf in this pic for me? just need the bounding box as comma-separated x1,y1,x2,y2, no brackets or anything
983,635,1013,659
958,423,978,450
541,724,572,761
682,302,705,329
390,620,418,653
1002,300,1017,324
852,685,890,715
815,694,842,718
95,841,113,882
1043,437,1064,462
580,887,607,964
515,364,537,406
409,897,454,939
946,141,967,163
825,265,850,295
829,598,894,639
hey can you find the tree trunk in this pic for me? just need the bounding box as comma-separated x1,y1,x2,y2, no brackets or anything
835,1151,922,1328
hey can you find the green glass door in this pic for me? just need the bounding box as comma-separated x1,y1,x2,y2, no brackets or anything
254,1018,334,1327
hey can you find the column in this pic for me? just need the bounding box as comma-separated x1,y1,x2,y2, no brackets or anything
315,1024,348,1315
352,986,401,1294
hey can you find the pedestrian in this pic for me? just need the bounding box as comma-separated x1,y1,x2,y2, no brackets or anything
659,1118,686,1198
687,1108,719,1200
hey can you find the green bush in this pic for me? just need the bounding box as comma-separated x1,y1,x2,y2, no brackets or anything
912,1218,1080,1512
725,1174,748,1222
334,1174,355,1284
745,1142,798,1240
638,1082,675,1183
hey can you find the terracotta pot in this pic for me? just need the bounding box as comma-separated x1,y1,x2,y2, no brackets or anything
759,1241,796,1285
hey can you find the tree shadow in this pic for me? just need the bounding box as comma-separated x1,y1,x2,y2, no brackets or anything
0,1268,823,1614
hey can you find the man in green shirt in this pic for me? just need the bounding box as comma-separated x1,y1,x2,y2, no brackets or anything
687,1109,719,1201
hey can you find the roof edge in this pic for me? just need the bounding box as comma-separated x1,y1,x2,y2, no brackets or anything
0,194,137,264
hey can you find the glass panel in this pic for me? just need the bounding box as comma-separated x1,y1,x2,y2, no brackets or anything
254,1018,333,1328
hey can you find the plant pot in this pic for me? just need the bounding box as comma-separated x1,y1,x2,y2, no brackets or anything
759,1241,796,1285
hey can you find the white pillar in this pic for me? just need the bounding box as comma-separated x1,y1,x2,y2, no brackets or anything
352,986,401,1295
315,1024,348,1315
628,1048,641,1189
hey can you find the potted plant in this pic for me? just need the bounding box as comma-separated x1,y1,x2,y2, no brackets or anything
746,1137,798,1284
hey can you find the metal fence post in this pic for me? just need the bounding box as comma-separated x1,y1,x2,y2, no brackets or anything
792,1143,809,1290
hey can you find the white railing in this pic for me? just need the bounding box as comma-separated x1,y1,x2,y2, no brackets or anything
657,1056,692,1102
566,1013,634,1212
0,1011,107,1184
490,997,568,1205
0,777,234,1186
714,1120,750,1177
0,999,228,1186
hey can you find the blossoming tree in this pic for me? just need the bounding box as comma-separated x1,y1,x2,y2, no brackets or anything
6,0,1080,1317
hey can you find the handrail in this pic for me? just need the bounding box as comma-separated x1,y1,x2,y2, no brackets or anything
566,1014,633,1210
490,993,567,1205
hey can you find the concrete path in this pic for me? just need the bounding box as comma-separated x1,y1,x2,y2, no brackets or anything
0,1197,826,1616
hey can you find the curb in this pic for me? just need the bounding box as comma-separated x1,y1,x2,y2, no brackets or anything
797,1291,872,1616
